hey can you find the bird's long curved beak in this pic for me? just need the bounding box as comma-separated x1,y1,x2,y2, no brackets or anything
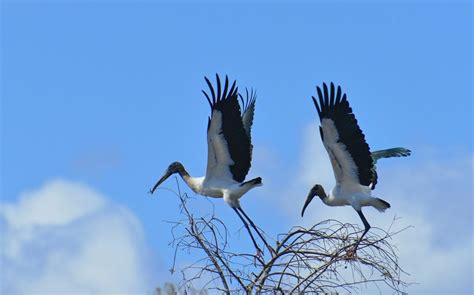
301,191,315,217
149,170,172,194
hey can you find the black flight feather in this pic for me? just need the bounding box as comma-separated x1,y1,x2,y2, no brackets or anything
203,74,251,183
313,82,376,187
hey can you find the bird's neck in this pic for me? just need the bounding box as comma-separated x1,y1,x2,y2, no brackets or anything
320,187,338,206
176,167,202,193
176,166,190,179
318,187,328,201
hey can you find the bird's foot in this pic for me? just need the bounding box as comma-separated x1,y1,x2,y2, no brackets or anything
344,245,359,260
345,248,357,259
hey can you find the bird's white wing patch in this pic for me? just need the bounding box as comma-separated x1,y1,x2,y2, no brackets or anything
321,118,360,186
206,110,235,182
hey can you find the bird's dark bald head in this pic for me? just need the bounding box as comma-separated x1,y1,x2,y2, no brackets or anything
310,184,326,200
301,184,327,217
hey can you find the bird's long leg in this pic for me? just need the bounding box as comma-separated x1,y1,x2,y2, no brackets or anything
353,209,371,253
233,207,263,257
238,207,274,256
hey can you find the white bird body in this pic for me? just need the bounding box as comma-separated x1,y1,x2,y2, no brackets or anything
181,176,262,207
326,185,368,207
325,185,388,212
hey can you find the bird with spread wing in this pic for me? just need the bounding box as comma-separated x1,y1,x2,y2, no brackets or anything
301,83,411,254
150,74,272,257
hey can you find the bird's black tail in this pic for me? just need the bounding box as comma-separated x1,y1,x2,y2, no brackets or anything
241,177,262,186
373,197,391,212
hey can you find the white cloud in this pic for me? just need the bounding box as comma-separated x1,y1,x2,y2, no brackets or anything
1,179,160,294
275,124,473,294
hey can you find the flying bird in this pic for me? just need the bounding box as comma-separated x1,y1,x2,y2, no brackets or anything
150,75,272,256
301,83,411,254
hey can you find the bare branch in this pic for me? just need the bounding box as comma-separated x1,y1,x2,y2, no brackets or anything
162,183,409,294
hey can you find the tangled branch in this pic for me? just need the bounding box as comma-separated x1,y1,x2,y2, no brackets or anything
162,181,409,294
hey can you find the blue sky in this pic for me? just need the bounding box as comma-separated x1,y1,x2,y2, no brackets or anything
1,1,472,294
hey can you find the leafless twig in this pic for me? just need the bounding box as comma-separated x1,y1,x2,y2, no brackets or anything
163,182,409,294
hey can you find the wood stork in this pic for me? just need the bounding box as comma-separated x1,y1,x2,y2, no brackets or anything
150,74,272,256
300,82,411,253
